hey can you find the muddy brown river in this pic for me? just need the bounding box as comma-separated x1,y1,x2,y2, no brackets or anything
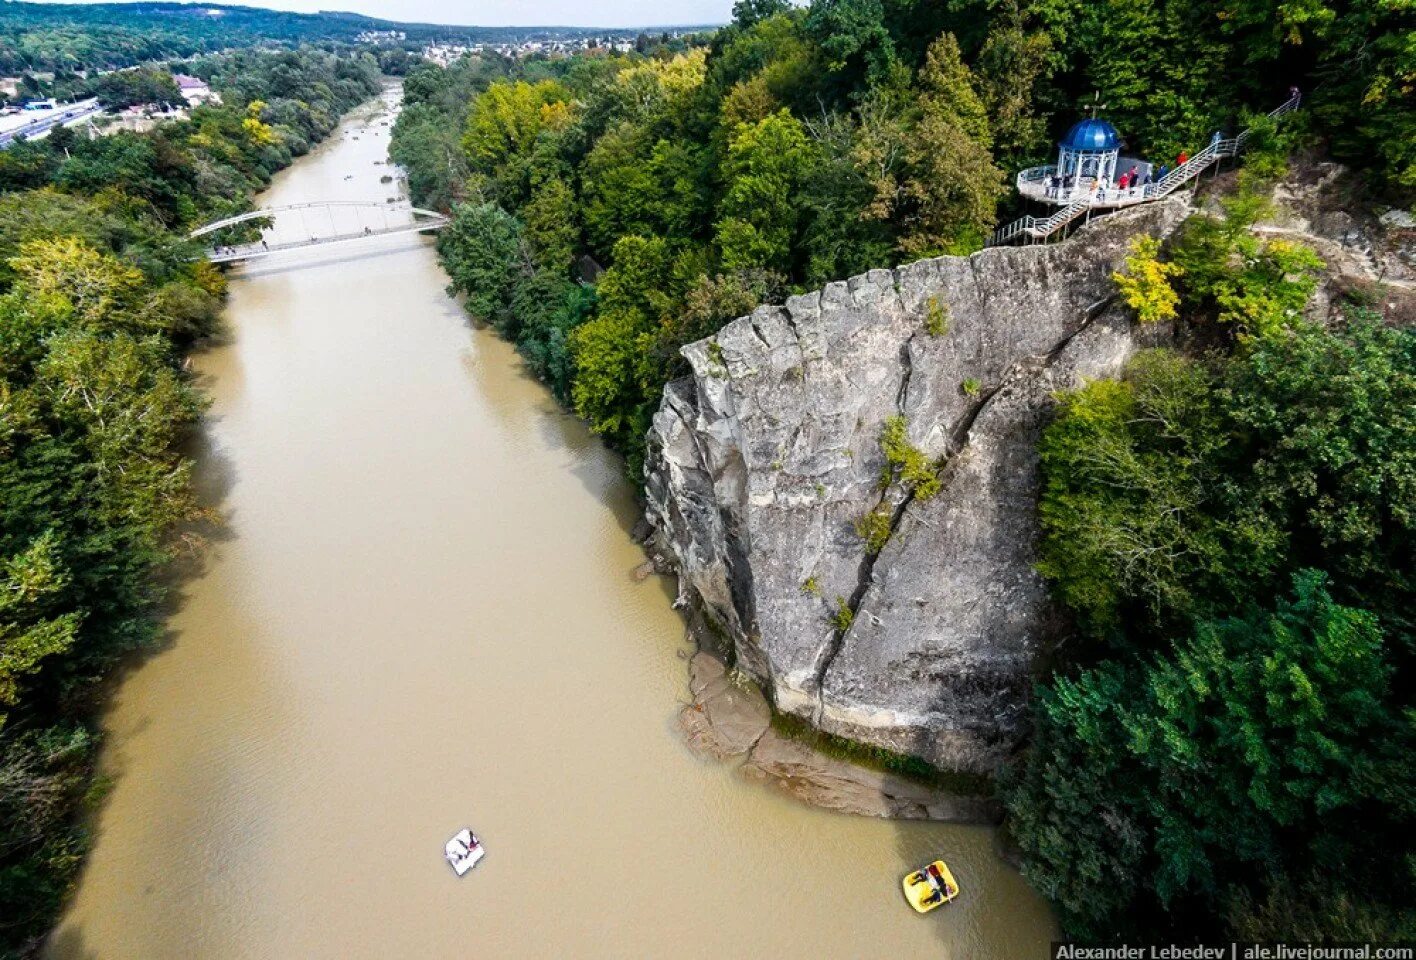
48,89,1055,960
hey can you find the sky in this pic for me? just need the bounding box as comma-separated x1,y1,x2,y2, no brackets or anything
39,0,740,28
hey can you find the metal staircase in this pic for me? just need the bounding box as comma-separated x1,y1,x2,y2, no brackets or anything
986,93,1301,247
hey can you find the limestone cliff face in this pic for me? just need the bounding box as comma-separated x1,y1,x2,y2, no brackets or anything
644,200,1189,775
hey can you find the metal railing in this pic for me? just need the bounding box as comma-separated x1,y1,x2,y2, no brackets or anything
203,218,449,264
188,200,447,238
987,92,1301,247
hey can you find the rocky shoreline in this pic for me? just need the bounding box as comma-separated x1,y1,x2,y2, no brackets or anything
675,646,1001,824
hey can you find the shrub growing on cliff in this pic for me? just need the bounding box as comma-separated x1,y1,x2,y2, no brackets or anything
830,596,854,634
1167,171,1325,340
924,294,950,336
879,415,941,500
854,507,893,554
1113,236,1183,324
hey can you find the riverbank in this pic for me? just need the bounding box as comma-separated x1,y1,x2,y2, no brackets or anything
0,52,382,959
48,86,1056,959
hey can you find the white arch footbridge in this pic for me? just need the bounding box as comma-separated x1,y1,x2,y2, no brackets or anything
190,200,451,264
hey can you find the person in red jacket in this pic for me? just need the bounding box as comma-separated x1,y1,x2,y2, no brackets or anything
1177,150,1189,166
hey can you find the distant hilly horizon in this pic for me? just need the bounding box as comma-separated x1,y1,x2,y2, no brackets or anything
0,0,727,33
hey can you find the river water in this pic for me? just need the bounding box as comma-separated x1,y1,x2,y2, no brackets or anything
49,89,1054,960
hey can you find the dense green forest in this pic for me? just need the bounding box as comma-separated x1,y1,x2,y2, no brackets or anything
1005,156,1414,940
389,0,1414,943
0,47,380,958
392,0,1412,472
0,1,666,74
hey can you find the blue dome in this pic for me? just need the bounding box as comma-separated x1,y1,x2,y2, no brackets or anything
1060,118,1120,153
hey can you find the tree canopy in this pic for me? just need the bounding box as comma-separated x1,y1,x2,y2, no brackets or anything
1007,144,1414,941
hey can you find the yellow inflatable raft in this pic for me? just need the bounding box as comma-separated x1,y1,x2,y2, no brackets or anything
902,860,959,913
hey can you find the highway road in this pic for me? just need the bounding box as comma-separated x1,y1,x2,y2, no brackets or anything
0,99,103,148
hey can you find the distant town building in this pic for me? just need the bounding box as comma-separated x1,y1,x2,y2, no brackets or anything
174,74,219,107
355,30,405,44
418,31,669,66
102,102,188,135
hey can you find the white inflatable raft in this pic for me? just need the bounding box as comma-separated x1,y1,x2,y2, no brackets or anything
445,828,485,876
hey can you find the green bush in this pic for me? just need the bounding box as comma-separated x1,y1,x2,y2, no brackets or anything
925,294,950,336
830,596,854,634
879,415,941,499
854,507,893,554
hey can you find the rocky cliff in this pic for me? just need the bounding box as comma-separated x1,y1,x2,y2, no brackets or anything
644,200,1190,775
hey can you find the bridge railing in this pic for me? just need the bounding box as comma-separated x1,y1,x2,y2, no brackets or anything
193,199,451,263
189,200,447,239
204,218,449,264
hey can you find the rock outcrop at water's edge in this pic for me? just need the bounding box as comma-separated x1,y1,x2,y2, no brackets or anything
676,648,1001,822
644,200,1190,776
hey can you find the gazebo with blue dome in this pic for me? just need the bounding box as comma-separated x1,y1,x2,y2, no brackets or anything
1013,106,1153,208
1056,117,1121,188
992,88,1302,245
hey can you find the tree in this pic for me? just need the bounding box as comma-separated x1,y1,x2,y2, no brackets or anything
8,236,143,332
1006,573,1412,939
895,34,1004,256
92,66,181,108
0,141,59,194
653,268,782,374
436,203,527,335
0,533,80,729
389,100,468,212
580,121,661,257
461,79,572,206
804,0,901,93
732,0,792,28
514,272,596,405
1036,350,1240,637
523,176,580,274
973,22,1053,167
570,235,684,455
1312,0,1416,202
715,109,813,272
1226,313,1416,638
798,108,896,284
34,330,204,530
1113,236,1183,324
